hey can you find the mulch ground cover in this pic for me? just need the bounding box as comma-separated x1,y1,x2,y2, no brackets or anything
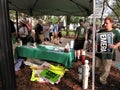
0,57,120,90
14,57,120,90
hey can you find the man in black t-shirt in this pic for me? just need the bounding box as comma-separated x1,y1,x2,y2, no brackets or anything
58,22,65,44
35,19,44,44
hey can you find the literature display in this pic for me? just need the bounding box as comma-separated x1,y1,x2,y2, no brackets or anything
40,69,60,84
96,32,114,53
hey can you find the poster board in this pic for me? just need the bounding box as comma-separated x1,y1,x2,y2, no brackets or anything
40,69,60,84
96,32,114,53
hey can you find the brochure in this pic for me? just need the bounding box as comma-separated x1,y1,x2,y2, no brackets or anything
40,69,60,84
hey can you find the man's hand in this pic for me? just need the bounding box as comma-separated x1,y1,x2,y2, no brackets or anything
110,42,120,49
110,44,118,49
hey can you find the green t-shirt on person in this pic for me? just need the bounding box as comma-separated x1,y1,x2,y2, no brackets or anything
75,26,86,40
96,29,120,60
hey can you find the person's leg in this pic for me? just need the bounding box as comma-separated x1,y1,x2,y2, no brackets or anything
52,32,55,43
21,37,27,45
79,40,85,59
75,50,80,60
49,32,52,42
58,32,62,44
79,49,83,60
95,56,101,69
100,59,112,84
95,56,103,75
50,36,53,42
39,34,44,43
74,39,80,60
80,49,83,56
53,32,58,44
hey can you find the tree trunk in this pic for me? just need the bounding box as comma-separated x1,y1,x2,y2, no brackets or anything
66,16,71,36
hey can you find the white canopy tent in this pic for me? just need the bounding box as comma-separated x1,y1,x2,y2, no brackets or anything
8,0,96,90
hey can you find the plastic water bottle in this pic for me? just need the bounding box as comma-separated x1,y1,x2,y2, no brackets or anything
64,43,70,52
82,60,90,89
70,40,74,49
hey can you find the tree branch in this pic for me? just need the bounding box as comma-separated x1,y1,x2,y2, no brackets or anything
100,0,105,27
116,0,120,8
105,0,120,22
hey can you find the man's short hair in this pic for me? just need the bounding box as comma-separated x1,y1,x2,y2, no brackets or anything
79,19,84,22
104,16,114,23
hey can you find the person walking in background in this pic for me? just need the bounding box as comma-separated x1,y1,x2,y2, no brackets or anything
95,16,120,86
87,23,93,52
87,23,93,41
53,21,59,44
49,22,54,42
35,19,44,44
26,19,32,34
43,21,50,41
74,19,87,60
18,19,29,45
58,22,65,44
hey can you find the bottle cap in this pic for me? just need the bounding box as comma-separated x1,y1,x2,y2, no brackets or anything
85,60,89,64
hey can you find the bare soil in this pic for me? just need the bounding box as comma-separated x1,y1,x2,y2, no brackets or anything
15,57,120,90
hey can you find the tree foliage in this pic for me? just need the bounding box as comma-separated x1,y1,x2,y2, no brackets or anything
104,0,120,22
112,0,120,15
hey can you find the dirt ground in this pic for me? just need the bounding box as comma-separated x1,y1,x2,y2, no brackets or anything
15,57,120,90
0,57,120,90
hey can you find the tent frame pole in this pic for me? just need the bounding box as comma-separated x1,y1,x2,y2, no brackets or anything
0,0,16,90
92,0,96,90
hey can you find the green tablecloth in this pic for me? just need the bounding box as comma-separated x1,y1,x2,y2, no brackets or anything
14,45,75,68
